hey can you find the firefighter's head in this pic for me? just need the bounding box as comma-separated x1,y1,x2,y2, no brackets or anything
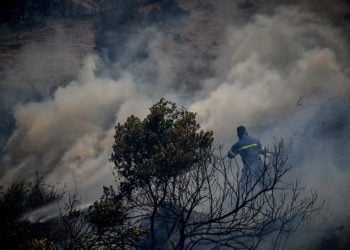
237,126,248,139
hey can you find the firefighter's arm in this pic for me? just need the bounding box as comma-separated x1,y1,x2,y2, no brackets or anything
228,145,238,159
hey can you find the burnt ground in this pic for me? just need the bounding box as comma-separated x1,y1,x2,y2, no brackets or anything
0,0,225,154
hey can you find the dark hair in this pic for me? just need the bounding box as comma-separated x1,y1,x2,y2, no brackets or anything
237,126,248,139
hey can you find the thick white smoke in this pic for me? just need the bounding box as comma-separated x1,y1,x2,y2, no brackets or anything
190,6,349,141
1,55,153,191
1,1,350,246
0,27,179,205
189,6,350,246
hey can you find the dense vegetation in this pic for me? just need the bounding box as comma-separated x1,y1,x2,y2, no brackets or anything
0,172,61,249
0,99,322,249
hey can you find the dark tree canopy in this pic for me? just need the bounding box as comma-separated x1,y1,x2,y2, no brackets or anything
109,99,321,250
0,175,61,250
0,99,325,250
111,98,213,198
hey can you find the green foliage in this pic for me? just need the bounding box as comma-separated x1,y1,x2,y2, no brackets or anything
0,99,321,249
87,186,126,230
111,98,213,198
27,238,59,250
0,178,61,250
0,181,28,220
0,182,33,249
86,186,145,248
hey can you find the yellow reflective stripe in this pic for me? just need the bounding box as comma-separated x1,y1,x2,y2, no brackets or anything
239,143,258,151
262,146,265,151
229,149,237,157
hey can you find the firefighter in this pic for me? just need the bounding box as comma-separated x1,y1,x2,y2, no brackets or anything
228,126,266,193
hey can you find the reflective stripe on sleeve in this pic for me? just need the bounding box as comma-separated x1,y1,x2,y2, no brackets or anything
238,143,258,151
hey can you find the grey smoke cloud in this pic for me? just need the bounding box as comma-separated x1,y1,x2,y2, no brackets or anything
1,1,350,246
189,6,350,245
190,6,349,141
2,55,148,186
0,26,179,200
0,21,94,156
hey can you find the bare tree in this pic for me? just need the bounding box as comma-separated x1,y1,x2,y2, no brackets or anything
3,99,319,249
54,191,96,250
123,141,319,249
111,99,321,249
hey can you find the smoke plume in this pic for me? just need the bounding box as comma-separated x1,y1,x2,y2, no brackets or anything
0,0,350,247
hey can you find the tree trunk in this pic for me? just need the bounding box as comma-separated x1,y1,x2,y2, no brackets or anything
175,223,185,250
150,208,157,250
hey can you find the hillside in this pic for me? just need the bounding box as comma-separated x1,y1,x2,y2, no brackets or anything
0,17,95,89
0,0,225,154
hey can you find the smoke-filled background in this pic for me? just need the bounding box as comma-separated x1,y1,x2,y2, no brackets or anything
0,0,350,248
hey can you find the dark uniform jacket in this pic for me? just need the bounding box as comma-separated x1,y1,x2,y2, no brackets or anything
228,134,265,168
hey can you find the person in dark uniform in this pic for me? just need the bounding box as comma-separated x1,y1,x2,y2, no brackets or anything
228,126,266,193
